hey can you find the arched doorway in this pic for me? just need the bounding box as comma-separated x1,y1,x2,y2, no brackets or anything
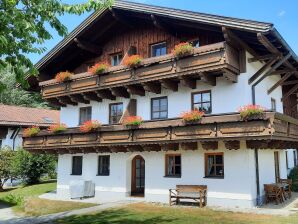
131,155,145,196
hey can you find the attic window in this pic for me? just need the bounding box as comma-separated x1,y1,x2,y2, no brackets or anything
151,42,167,57
43,117,54,123
111,53,123,66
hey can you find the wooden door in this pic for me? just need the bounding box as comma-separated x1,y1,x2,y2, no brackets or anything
131,155,145,196
274,151,280,183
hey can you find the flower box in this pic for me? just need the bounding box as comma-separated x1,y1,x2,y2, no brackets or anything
23,126,40,137
180,110,205,124
80,120,101,133
238,105,266,121
122,116,143,128
173,42,194,58
88,63,109,75
123,55,143,68
47,123,67,134
55,71,73,82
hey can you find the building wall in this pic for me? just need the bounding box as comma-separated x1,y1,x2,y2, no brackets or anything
0,127,22,150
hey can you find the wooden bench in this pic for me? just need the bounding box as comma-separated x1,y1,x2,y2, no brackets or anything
169,185,207,207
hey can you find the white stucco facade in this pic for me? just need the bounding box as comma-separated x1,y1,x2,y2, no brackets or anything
54,52,297,208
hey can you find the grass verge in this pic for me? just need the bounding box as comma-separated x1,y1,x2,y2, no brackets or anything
0,181,96,216
56,203,298,224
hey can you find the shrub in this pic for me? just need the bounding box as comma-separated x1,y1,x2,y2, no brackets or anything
23,126,40,137
55,71,73,82
122,116,143,127
47,123,67,134
289,167,298,192
0,148,15,191
173,42,194,58
12,148,57,185
123,55,143,68
180,110,205,122
88,63,109,75
238,104,266,120
80,120,101,133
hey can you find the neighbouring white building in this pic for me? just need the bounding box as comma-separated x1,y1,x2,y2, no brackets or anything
23,1,298,208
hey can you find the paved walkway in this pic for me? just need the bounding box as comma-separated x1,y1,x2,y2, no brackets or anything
0,200,133,224
0,202,18,221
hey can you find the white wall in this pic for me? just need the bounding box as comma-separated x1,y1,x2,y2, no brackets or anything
0,127,22,150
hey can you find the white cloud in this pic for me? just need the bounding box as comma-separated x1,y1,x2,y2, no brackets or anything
278,10,286,17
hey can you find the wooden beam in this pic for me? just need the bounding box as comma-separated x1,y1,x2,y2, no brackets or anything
180,142,198,151
223,69,238,83
58,96,78,106
270,69,296,76
248,54,276,63
179,77,196,89
257,33,281,55
142,145,161,152
267,72,293,94
47,98,66,107
82,92,102,102
74,38,102,55
282,80,298,86
96,90,115,100
201,141,218,150
222,27,258,57
160,79,179,91
142,82,161,94
199,72,216,86
109,9,134,29
224,141,240,150
126,145,144,152
109,146,127,153
150,14,177,36
281,84,298,101
110,87,130,98
248,56,279,84
126,85,145,96
160,143,179,151
70,94,90,104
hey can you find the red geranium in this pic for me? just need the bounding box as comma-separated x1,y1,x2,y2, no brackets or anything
88,63,109,75
173,42,194,58
123,55,143,68
238,105,266,120
122,116,143,127
47,123,67,133
23,126,40,137
80,120,101,133
180,109,205,122
55,71,73,82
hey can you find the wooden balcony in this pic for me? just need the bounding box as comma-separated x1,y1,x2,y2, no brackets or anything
23,112,298,154
40,42,240,106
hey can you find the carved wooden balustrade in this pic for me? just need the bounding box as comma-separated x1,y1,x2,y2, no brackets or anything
40,42,240,106
23,112,298,154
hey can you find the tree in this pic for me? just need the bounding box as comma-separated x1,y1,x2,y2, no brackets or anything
0,67,49,108
0,0,113,90
0,148,15,191
13,149,57,185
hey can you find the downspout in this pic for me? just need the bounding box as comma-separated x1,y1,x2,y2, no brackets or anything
12,127,20,151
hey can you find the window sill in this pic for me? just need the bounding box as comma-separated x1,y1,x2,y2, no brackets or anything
70,174,82,176
164,175,181,178
204,176,224,179
96,174,110,176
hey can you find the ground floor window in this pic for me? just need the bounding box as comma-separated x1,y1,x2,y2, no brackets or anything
165,154,181,177
71,156,83,175
98,155,110,176
205,153,224,178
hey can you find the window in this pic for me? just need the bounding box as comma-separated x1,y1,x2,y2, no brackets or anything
205,153,224,178
79,107,92,125
109,103,123,124
151,42,167,57
286,151,289,170
111,53,123,66
72,156,83,175
190,39,200,48
165,154,181,177
98,155,110,176
192,91,212,114
151,97,168,120
271,98,276,111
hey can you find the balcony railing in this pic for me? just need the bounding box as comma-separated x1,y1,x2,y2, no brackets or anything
23,112,298,154
39,42,240,106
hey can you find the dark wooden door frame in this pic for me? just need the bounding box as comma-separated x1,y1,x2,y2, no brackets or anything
131,155,145,196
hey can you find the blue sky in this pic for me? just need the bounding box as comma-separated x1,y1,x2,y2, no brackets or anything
29,0,298,64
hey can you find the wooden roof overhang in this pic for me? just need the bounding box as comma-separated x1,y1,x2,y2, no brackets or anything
38,42,240,106
23,112,298,154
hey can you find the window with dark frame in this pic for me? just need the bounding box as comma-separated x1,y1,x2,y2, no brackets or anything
271,98,276,111
205,153,224,178
109,103,123,124
72,156,83,175
79,107,92,125
151,97,168,120
111,53,123,66
151,42,167,57
192,91,212,114
98,155,110,176
165,154,181,177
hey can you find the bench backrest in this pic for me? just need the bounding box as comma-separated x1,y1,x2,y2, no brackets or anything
176,185,207,193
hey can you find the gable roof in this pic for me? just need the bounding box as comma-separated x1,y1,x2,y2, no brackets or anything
0,104,60,127
33,0,297,82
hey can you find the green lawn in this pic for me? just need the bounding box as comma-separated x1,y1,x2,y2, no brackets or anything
56,203,298,224
0,181,96,216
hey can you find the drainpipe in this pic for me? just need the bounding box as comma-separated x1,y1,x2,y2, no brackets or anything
254,149,261,206
12,127,20,151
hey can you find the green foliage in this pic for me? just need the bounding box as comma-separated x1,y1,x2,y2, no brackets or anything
289,166,298,192
0,0,113,89
0,147,16,191
0,68,49,107
13,148,57,185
